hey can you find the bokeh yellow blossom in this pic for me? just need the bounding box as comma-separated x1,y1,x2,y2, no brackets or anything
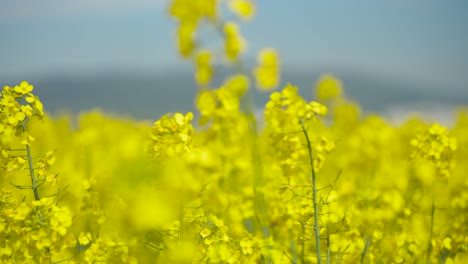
195,50,213,85
254,48,280,90
316,74,343,101
411,123,457,178
229,0,256,20
147,112,194,159
224,22,246,60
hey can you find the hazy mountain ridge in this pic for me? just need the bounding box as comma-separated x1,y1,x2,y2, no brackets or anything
4,67,467,122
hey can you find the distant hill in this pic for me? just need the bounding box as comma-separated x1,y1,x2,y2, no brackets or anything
5,67,467,123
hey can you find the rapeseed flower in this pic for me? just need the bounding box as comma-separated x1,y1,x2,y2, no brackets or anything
147,112,194,159
411,123,457,178
316,74,343,101
254,48,280,90
229,0,255,20
195,50,213,85
224,22,246,60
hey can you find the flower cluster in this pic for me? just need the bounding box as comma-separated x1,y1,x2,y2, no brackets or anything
0,82,143,263
0,81,44,138
265,84,327,132
224,22,246,61
229,0,255,20
197,86,242,124
169,0,217,57
264,84,333,173
411,123,458,178
223,74,250,97
0,193,75,263
2,0,468,263
315,74,343,101
0,81,47,178
2,78,467,263
84,236,136,264
147,112,194,159
168,0,277,96
195,50,213,86
254,48,281,90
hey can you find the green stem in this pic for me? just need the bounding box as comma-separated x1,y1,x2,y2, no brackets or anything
290,234,298,264
208,17,272,262
300,120,322,264
426,199,435,263
360,235,371,263
426,177,436,264
21,122,50,257
249,113,273,264
21,123,40,201
26,144,40,201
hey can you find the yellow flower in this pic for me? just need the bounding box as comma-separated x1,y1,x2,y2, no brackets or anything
254,48,280,90
309,101,328,116
14,202,31,221
443,237,452,250
316,137,335,153
177,21,197,57
197,91,217,118
199,226,212,239
229,0,255,20
21,105,34,117
240,238,254,255
0,245,12,257
316,74,343,101
224,22,246,60
224,74,249,96
195,50,213,85
411,123,457,178
169,0,218,21
21,132,35,145
79,232,92,246
25,94,45,118
13,81,33,95
147,112,194,159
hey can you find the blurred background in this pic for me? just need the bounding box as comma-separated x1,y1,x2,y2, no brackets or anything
1,0,467,124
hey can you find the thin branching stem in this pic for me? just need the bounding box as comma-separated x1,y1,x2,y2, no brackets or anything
360,235,371,263
426,199,435,263
299,119,322,264
426,177,436,264
20,121,51,257
290,235,298,264
21,122,40,201
283,251,296,264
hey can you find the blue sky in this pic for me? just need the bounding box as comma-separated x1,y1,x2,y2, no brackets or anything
1,0,467,92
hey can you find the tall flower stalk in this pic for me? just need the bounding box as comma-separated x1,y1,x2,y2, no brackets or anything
21,122,41,201
300,119,322,264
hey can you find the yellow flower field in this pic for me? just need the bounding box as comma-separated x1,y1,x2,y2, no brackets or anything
1,1,467,263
